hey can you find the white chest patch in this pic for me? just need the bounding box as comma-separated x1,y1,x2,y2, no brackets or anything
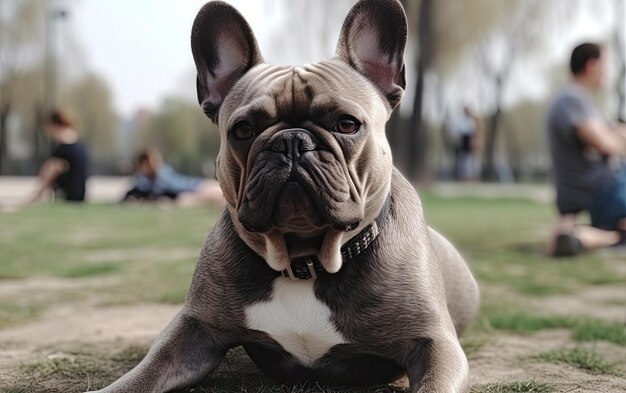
245,277,348,366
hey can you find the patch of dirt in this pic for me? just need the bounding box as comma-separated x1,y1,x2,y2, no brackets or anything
0,303,179,348
530,286,626,321
469,330,626,392
0,303,179,374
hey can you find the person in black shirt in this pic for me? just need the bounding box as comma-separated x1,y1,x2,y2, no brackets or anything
28,109,89,203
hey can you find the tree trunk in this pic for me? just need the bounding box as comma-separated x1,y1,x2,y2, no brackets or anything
615,0,626,122
405,0,434,181
0,107,8,175
482,76,503,181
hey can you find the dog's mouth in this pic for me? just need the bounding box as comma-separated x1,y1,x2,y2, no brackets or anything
270,182,327,233
283,231,325,257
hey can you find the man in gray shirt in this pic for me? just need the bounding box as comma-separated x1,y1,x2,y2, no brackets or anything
546,43,626,256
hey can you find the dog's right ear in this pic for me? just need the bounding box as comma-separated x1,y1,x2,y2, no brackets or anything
191,1,263,123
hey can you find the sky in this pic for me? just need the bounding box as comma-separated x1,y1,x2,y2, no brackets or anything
63,0,623,119
70,0,271,117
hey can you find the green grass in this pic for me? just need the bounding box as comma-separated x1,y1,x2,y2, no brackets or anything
572,320,626,346
483,312,626,346
421,195,626,297
0,203,216,311
58,262,121,278
471,380,556,393
487,313,575,332
532,348,619,375
0,204,214,279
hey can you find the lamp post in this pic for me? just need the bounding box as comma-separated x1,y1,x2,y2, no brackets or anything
45,7,68,112
37,7,68,162
0,0,6,175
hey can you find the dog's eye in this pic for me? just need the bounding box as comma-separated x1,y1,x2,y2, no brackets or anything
233,122,254,140
334,116,360,134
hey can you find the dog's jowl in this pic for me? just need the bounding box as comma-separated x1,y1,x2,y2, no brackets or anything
88,0,479,392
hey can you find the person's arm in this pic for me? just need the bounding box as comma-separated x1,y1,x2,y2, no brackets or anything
27,157,67,204
576,119,626,156
612,122,626,140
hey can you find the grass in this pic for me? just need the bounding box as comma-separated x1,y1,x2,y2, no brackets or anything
12,346,152,393
0,204,214,279
0,303,42,329
532,348,619,375
487,313,575,332
461,336,488,357
0,203,215,313
2,195,626,392
470,380,556,393
483,312,626,346
12,346,397,393
422,196,626,296
572,320,626,346
58,262,121,278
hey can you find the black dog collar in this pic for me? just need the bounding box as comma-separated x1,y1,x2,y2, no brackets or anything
281,197,391,280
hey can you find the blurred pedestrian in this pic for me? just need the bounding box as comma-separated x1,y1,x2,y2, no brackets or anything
122,148,224,208
546,43,626,256
28,109,89,203
447,106,481,181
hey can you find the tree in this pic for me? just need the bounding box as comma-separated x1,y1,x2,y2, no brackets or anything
60,73,117,161
137,97,221,176
473,0,577,181
0,0,117,174
615,0,626,122
0,0,47,174
398,0,520,180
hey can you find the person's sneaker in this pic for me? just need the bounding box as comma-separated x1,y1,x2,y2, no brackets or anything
552,233,583,257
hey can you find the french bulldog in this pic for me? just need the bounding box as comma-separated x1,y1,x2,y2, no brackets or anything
89,0,479,392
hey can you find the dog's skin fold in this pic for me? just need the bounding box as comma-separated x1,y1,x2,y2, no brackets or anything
87,1,479,392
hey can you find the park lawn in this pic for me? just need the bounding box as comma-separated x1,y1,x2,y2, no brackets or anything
1,195,625,392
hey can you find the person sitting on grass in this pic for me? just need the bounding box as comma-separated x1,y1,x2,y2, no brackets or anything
122,147,224,208
28,108,89,204
546,42,626,256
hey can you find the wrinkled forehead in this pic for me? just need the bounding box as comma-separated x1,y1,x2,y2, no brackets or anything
219,59,383,129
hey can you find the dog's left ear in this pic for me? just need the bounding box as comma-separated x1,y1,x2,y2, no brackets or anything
191,1,263,123
336,0,407,109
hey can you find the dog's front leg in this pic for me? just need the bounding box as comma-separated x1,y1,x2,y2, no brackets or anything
405,335,469,393
87,311,230,393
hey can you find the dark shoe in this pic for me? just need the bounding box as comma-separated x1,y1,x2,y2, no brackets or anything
553,233,583,257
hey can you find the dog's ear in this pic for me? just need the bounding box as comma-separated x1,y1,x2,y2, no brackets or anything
336,0,407,109
191,1,263,123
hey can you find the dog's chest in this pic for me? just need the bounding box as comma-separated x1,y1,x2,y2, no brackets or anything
245,277,347,365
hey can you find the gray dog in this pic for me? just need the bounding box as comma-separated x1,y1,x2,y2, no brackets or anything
88,0,479,392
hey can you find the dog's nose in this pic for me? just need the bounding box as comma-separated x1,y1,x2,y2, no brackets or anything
269,129,318,156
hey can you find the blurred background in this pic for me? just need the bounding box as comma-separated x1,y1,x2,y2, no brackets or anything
0,0,624,182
